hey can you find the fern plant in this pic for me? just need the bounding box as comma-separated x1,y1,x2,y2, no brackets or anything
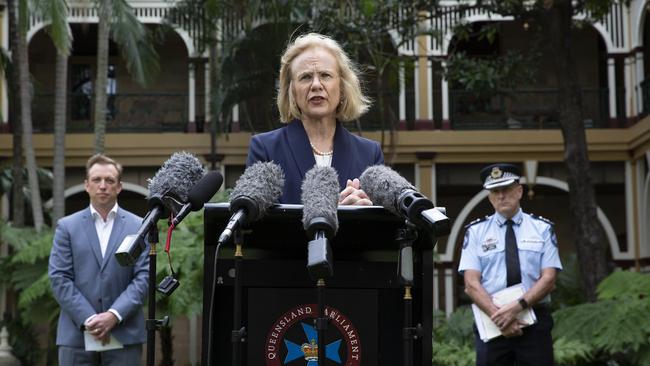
432,306,475,366
552,270,650,365
0,221,57,365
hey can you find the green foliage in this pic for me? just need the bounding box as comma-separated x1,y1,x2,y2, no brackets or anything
444,50,538,94
0,221,56,365
552,271,650,365
110,0,160,86
553,337,593,366
432,307,475,366
0,221,56,323
154,189,230,317
552,253,587,309
32,0,72,56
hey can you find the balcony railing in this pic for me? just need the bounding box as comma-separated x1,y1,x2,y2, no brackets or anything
32,93,189,133
27,88,614,133
450,88,609,129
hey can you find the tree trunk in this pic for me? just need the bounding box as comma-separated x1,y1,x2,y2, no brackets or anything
540,0,610,301
7,0,24,227
52,52,68,224
209,30,219,170
93,0,111,154
16,0,44,231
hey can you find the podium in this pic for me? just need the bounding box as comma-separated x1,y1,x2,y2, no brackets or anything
202,203,440,366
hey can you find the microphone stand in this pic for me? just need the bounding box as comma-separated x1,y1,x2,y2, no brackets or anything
231,228,247,366
396,221,422,366
306,229,333,366
145,228,158,366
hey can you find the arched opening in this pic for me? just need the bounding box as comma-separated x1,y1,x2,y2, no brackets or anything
28,23,193,133
445,19,608,129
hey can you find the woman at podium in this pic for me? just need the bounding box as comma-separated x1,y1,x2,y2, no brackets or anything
246,32,384,204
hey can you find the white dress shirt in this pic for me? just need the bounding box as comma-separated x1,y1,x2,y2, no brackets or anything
86,203,123,324
90,203,118,258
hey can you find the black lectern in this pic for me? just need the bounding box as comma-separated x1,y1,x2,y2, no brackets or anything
202,203,437,366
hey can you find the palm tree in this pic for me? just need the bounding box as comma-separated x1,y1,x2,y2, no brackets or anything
93,0,160,153
32,0,74,224
11,0,44,231
6,0,24,227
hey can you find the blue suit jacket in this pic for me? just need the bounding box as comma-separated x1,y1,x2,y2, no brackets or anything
246,120,384,203
49,207,148,347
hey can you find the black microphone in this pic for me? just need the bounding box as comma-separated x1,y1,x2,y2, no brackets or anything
301,166,339,279
115,152,206,266
171,171,223,227
359,165,450,236
217,162,284,245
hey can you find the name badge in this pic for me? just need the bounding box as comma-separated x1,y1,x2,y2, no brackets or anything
522,239,543,244
482,238,498,252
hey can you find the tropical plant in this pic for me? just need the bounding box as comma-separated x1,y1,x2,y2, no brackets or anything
31,0,72,225
552,271,650,365
153,189,230,365
93,0,160,153
0,221,57,365
432,307,475,366
8,0,44,231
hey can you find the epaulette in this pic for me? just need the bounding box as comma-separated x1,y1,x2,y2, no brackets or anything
529,213,554,226
465,216,488,229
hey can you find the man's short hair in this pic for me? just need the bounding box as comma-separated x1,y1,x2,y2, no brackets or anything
86,154,123,181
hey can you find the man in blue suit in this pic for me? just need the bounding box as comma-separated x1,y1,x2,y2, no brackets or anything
49,154,148,365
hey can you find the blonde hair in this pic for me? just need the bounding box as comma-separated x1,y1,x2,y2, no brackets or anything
86,154,123,181
277,33,371,123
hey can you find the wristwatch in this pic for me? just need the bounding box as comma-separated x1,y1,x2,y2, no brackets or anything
518,298,529,310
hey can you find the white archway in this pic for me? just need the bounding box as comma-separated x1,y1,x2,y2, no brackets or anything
43,181,148,210
441,176,621,263
442,13,617,56
27,17,196,57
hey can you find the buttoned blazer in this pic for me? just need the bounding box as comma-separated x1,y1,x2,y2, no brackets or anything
49,207,148,347
246,120,384,204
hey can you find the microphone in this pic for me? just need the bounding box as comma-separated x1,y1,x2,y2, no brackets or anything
301,166,339,279
359,165,450,236
217,162,284,245
170,171,224,227
115,152,206,266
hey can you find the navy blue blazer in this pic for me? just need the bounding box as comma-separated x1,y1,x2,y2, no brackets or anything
246,120,384,204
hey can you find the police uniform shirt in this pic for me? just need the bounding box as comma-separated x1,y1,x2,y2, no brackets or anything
458,208,563,303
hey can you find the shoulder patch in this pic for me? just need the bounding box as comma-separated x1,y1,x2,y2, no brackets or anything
529,213,554,226
465,216,488,229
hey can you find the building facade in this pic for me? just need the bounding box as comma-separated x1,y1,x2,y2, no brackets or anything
0,1,649,364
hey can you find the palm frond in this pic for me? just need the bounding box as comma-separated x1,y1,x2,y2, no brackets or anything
31,0,72,56
110,0,160,86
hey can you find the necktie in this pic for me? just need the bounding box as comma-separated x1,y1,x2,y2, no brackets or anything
505,220,521,286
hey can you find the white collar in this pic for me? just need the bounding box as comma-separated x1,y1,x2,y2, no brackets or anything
90,203,119,221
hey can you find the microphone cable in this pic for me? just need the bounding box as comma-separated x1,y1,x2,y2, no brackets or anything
206,240,225,366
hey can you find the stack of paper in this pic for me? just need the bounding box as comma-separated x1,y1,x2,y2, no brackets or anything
471,284,537,342
84,331,124,352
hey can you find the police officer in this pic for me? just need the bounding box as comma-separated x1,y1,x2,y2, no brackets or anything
458,163,562,366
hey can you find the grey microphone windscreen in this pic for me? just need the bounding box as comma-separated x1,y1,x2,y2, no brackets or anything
301,166,339,234
359,165,415,216
230,161,285,220
148,152,206,201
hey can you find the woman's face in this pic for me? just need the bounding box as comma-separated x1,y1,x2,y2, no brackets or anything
291,46,341,122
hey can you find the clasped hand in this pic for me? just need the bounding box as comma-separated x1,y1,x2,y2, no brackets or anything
85,311,119,344
490,302,524,337
339,178,372,206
